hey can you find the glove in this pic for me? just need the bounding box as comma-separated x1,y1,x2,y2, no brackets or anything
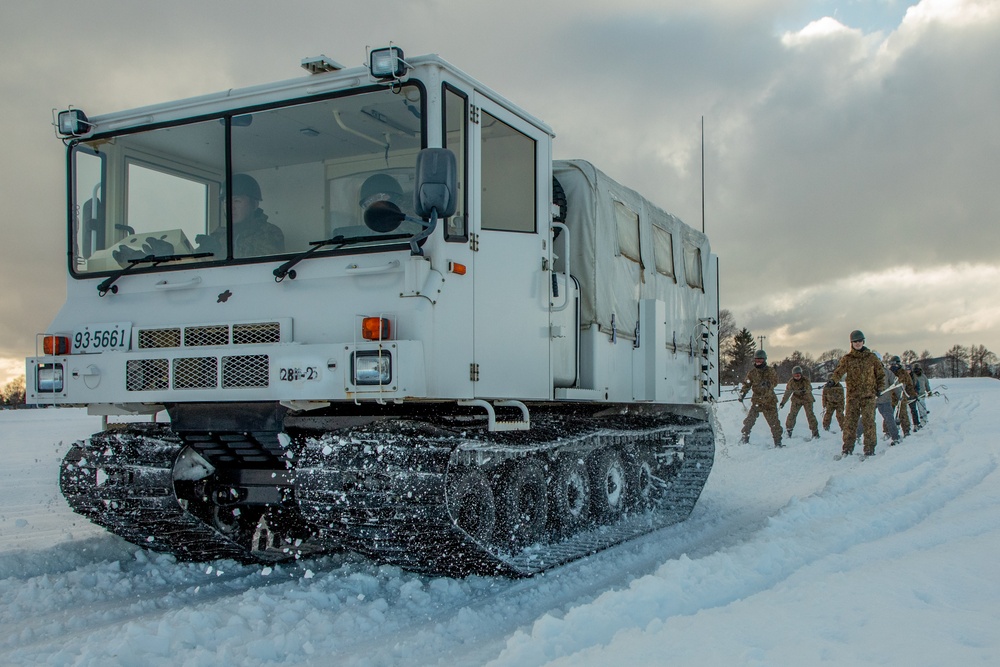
140,236,175,256
195,234,222,257
111,244,146,266
738,393,746,403
825,380,836,388
779,401,786,409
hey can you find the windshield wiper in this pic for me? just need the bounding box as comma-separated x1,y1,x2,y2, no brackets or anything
97,252,213,297
273,233,410,282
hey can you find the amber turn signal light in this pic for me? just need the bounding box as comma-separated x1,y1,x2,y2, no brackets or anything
43,335,71,355
362,317,391,341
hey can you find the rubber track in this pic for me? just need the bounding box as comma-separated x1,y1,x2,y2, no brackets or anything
59,424,250,562
295,414,714,577
58,415,714,577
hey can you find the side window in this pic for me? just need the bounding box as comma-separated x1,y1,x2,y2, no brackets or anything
480,111,535,232
443,85,468,242
126,162,210,244
652,225,675,280
614,201,642,266
73,148,106,261
684,242,704,289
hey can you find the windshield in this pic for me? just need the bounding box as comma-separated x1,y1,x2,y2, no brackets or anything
70,84,425,275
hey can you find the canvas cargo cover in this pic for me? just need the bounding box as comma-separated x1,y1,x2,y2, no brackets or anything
554,159,712,338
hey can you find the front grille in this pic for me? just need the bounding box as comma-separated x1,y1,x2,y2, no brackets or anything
136,321,283,349
222,355,270,388
173,357,219,389
126,355,270,391
184,325,229,347
138,328,181,349
126,359,169,391
233,323,281,345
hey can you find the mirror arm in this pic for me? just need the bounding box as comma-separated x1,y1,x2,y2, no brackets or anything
407,211,437,256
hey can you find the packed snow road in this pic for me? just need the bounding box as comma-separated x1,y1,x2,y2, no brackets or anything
1,378,997,666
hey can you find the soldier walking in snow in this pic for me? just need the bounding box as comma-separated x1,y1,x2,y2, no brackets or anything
829,330,884,459
912,364,931,422
821,379,845,432
779,366,820,440
862,352,901,447
889,356,921,435
738,350,783,448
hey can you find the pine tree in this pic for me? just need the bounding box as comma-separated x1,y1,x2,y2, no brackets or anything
724,328,756,384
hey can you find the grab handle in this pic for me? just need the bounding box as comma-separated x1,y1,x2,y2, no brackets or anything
345,260,400,275
154,276,202,290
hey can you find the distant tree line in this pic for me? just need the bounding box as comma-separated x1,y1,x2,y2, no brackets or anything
1,375,25,408
717,310,999,384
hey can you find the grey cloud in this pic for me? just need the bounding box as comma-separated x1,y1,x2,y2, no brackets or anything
1,0,998,381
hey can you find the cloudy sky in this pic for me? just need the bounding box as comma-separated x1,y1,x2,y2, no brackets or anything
2,0,998,384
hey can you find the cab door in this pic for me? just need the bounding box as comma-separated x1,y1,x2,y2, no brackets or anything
469,94,552,400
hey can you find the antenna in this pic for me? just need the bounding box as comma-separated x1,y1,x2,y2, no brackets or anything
701,116,705,234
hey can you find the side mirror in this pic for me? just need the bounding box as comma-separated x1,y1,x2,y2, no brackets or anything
413,148,457,219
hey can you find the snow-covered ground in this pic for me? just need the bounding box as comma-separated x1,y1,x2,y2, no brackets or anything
1,378,997,666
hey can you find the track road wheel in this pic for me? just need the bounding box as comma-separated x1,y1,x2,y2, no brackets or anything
626,449,656,510
549,455,591,534
588,448,629,524
447,467,496,544
494,459,549,549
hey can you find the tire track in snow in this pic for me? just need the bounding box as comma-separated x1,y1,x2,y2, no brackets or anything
487,405,998,667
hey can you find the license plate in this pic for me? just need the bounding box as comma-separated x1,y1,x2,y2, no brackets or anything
72,322,132,353
278,366,321,382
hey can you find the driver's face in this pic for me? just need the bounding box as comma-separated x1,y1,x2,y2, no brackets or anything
230,195,255,224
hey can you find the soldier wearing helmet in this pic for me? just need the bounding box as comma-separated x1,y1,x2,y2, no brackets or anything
829,329,885,459
912,364,931,422
737,349,783,447
197,174,285,259
888,355,922,435
821,378,845,433
779,365,820,441
359,173,406,233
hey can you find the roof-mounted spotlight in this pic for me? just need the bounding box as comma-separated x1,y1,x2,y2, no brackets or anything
369,46,408,81
54,108,94,139
301,54,344,75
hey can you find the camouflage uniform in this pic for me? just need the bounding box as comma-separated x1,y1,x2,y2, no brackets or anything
892,367,920,435
780,376,819,437
830,346,885,456
204,209,285,258
821,381,845,432
739,365,783,446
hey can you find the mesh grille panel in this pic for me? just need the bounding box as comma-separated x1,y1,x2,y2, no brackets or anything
233,322,281,345
138,328,181,349
222,355,270,388
126,359,169,391
173,357,218,389
184,325,229,347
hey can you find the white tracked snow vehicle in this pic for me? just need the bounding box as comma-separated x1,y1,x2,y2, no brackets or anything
28,47,719,576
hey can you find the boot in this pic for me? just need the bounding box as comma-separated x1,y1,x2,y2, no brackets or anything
812,430,820,439
786,429,793,439
739,435,749,445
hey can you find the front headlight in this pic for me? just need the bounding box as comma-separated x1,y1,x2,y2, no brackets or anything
353,351,391,385
37,363,65,392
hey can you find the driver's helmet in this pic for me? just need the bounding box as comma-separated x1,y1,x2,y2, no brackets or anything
225,173,262,202
359,174,403,209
